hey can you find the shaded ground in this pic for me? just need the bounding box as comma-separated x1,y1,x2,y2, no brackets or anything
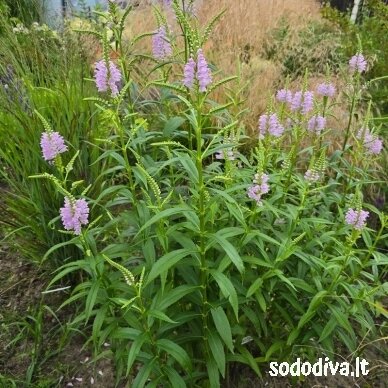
0,242,116,387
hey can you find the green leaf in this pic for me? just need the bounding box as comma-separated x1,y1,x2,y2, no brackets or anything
92,305,107,342
178,153,199,183
265,341,284,361
211,307,234,353
255,291,267,312
286,328,301,346
157,285,199,311
210,270,239,319
266,269,296,291
372,251,388,266
85,280,100,321
127,333,148,376
246,278,263,298
337,329,356,352
229,347,262,377
206,357,220,388
243,230,281,247
43,238,79,263
289,278,315,294
243,256,273,269
156,338,192,370
46,260,88,289
132,357,156,388
146,249,196,285
148,310,178,324
137,206,192,235
163,117,186,137
208,330,226,377
297,291,327,330
163,365,187,388
209,234,244,273
319,316,337,342
328,304,353,334
112,328,142,340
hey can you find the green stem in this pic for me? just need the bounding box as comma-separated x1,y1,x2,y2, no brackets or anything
116,114,137,205
351,219,386,282
318,97,328,150
342,81,358,152
195,99,208,342
364,220,385,263
328,232,357,293
281,185,308,258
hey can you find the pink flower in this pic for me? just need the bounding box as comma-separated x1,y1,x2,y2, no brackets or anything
60,197,89,235
215,149,235,161
316,83,336,97
345,208,369,230
258,113,284,138
349,53,367,73
289,91,314,114
152,26,172,60
307,115,326,134
301,91,314,114
196,49,212,92
276,89,293,103
304,169,321,182
357,128,383,155
183,57,196,88
40,131,68,161
94,60,122,97
182,49,212,92
247,173,270,205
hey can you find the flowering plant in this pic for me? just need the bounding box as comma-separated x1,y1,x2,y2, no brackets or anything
1,1,386,386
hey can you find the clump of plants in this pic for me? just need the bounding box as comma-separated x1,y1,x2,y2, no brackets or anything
1,0,387,386
322,0,388,120
0,8,103,263
262,17,343,78
0,0,44,27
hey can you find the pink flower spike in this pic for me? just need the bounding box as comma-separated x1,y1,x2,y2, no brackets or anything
304,169,320,182
276,89,293,103
248,173,270,205
40,131,68,161
183,57,196,89
60,197,89,235
316,83,336,97
152,26,172,60
357,128,383,155
94,60,122,97
307,115,326,134
196,49,212,92
345,208,369,230
349,53,367,73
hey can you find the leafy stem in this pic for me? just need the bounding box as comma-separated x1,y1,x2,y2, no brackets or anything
195,98,209,344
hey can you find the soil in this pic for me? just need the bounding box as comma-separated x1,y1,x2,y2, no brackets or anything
0,240,117,388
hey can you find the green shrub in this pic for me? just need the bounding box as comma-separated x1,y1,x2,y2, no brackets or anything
0,0,44,26
263,18,343,78
322,0,388,120
0,13,106,264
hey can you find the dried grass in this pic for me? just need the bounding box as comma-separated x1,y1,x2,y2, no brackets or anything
124,1,327,127
77,1,352,151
